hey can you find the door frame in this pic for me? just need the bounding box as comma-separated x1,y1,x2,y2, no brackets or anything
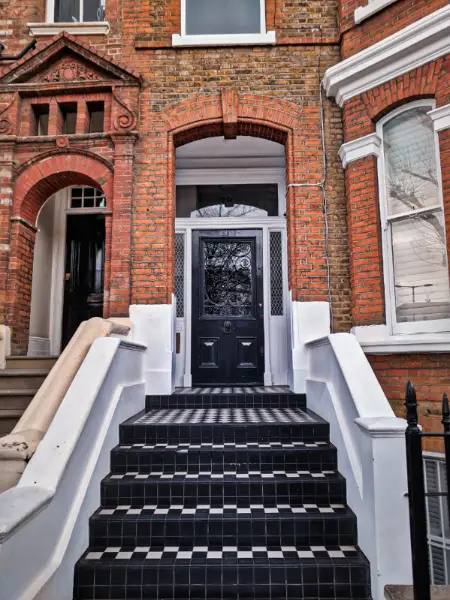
175,166,288,387
191,228,265,386
29,187,109,356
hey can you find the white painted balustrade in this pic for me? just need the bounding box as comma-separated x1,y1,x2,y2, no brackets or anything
305,332,413,600
0,335,146,600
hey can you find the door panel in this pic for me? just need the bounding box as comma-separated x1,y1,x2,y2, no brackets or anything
192,230,264,385
62,214,105,349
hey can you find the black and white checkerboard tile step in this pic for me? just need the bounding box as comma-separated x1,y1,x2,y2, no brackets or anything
108,470,337,481
117,440,329,450
132,407,316,425
97,503,347,516
84,544,360,561
173,387,291,395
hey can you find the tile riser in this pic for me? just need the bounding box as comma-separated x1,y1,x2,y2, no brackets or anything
100,480,347,507
119,424,330,445
89,516,358,548
146,394,307,410
74,563,371,600
110,448,338,474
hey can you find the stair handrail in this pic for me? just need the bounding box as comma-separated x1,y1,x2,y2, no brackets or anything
0,324,11,370
0,317,130,492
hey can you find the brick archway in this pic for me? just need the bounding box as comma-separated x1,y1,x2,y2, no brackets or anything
159,91,326,304
7,152,118,353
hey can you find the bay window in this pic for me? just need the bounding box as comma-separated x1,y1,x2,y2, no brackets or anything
378,101,450,334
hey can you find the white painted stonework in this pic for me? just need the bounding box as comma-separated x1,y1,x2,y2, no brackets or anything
324,4,450,106
0,337,146,600
428,103,450,133
130,301,176,395
352,323,450,353
306,333,412,600
339,133,381,168
287,298,330,394
354,0,400,25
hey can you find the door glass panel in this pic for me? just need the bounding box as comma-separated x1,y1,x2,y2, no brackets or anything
202,240,253,317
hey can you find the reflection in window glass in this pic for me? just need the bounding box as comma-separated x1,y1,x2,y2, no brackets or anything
186,0,261,35
382,106,450,325
191,204,267,218
384,107,440,216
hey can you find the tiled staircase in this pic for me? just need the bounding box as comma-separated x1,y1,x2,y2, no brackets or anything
74,388,371,599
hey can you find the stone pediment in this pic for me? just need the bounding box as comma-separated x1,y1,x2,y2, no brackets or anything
0,32,141,87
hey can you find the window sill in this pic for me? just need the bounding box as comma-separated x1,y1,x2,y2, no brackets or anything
352,324,450,353
172,31,276,47
354,0,400,25
27,22,110,36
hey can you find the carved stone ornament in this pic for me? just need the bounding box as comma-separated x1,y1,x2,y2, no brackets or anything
56,136,69,148
112,88,137,132
0,95,16,135
41,60,102,84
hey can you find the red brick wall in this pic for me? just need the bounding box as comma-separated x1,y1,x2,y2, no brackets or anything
339,0,448,59
0,0,353,351
369,354,450,452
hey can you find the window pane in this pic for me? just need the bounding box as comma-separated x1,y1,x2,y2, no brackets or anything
186,0,261,35
55,0,80,22
384,107,440,216
270,231,284,316
83,0,104,22
391,212,450,323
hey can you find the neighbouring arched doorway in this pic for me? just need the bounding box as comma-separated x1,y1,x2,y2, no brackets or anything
174,135,288,387
28,186,107,355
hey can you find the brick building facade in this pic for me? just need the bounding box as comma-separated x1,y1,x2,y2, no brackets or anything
1,0,450,442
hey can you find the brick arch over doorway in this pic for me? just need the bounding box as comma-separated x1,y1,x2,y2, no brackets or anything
132,90,328,307
6,151,128,354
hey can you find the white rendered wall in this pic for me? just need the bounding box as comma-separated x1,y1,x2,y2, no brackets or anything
29,196,56,348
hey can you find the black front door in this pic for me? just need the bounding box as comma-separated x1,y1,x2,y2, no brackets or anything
192,230,264,385
62,214,105,348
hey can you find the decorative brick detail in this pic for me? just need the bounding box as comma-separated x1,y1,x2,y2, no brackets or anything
369,353,450,453
221,89,239,140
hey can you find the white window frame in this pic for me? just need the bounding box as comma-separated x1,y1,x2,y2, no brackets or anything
377,99,450,336
172,0,276,47
29,0,109,36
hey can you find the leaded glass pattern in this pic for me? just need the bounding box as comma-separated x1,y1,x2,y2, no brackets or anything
270,231,283,316
175,234,185,318
202,240,253,317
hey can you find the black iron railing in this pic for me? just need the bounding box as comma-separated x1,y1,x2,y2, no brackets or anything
405,380,450,599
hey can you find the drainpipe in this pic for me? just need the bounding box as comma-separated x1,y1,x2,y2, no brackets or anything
0,40,37,61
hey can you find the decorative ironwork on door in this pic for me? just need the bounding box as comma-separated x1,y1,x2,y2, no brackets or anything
202,240,253,317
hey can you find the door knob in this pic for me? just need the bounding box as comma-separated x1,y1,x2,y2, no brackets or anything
222,320,232,334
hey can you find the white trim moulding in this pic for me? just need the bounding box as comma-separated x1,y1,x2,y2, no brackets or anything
338,133,381,168
354,0,400,25
172,32,276,47
28,22,110,36
352,324,450,354
428,104,450,133
324,4,450,107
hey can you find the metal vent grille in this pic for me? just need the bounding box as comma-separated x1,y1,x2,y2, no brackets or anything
175,233,185,318
425,456,450,583
270,231,283,316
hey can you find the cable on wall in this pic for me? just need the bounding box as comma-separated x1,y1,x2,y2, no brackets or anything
285,27,334,329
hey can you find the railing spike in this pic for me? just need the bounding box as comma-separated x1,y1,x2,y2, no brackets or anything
442,393,450,431
405,380,418,428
